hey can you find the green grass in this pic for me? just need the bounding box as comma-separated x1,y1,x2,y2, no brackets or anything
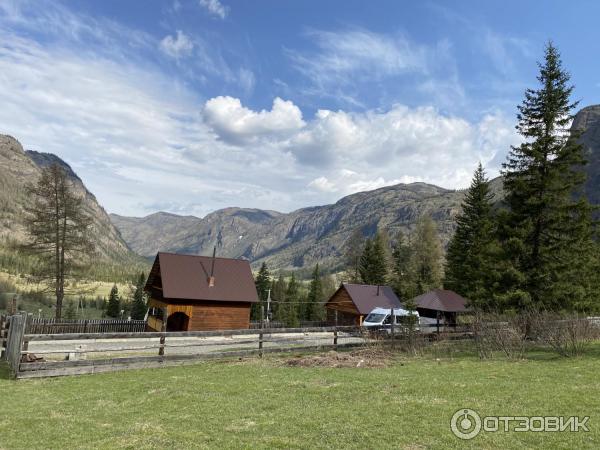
1,346,599,449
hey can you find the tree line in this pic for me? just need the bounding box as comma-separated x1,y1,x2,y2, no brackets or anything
253,263,338,327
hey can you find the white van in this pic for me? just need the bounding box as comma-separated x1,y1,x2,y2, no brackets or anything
363,307,420,332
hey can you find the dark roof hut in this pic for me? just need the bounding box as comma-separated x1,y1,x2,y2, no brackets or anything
325,283,402,326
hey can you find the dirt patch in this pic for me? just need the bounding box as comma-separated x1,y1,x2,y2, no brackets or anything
284,349,392,368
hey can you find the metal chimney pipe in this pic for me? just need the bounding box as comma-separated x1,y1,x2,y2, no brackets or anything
208,246,217,287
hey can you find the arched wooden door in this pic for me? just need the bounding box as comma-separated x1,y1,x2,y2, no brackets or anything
166,312,190,331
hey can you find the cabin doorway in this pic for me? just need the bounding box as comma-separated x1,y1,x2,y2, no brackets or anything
166,312,190,331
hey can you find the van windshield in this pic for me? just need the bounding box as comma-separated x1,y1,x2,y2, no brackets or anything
365,313,387,323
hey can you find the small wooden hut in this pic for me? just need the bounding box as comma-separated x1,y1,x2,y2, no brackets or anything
412,289,468,326
325,283,402,326
144,252,258,332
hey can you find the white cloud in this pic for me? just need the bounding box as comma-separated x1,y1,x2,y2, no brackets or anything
159,30,194,59
199,0,228,19
203,97,521,194
203,96,305,144
287,29,430,88
0,4,523,218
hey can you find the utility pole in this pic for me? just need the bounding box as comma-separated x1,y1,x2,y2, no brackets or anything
266,289,271,324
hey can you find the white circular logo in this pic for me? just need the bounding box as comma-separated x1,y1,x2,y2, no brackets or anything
451,408,482,440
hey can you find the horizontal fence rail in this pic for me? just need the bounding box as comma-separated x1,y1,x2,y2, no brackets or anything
12,325,363,379
26,318,147,335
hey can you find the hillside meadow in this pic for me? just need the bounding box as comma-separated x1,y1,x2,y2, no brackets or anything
0,271,133,319
1,344,599,449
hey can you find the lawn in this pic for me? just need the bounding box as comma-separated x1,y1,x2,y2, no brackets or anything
0,346,599,449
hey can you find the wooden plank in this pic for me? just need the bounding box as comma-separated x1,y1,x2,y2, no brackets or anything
24,326,358,341
17,342,364,378
6,313,27,377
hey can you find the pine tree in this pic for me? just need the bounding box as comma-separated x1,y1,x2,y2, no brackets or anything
359,231,388,285
252,262,271,321
283,273,300,327
391,230,414,300
64,300,77,319
344,228,365,282
106,284,121,318
130,272,147,320
500,42,597,311
305,264,324,321
409,216,443,295
272,273,287,323
444,163,497,308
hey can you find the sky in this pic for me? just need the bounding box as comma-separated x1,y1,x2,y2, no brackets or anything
1,0,599,218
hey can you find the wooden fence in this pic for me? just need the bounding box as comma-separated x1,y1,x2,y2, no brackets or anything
0,314,8,360
250,320,328,329
4,314,362,379
25,318,147,334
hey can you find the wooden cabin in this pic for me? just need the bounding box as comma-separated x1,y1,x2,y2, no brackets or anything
412,289,468,326
325,283,402,326
144,252,258,331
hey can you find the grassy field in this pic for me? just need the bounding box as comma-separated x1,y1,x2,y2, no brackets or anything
1,344,599,449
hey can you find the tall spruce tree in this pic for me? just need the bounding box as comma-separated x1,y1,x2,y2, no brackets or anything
106,284,121,318
130,272,147,320
252,262,271,321
391,231,414,300
344,228,365,282
409,216,443,295
272,273,287,323
444,163,497,308
283,273,300,327
500,42,596,311
359,231,388,285
305,264,324,321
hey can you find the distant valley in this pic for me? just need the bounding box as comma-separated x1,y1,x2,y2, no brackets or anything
2,105,599,274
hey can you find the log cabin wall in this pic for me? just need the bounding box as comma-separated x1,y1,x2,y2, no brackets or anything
325,288,361,326
191,301,251,331
147,298,252,331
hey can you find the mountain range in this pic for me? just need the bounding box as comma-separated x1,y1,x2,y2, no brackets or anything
0,134,142,272
2,105,599,274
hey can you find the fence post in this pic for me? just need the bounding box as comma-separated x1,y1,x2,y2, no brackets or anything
158,307,168,356
334,310,338,351
0,315,7,360
390,308,395,349
259,305,264,357
6,312,27,378
21,315,30,354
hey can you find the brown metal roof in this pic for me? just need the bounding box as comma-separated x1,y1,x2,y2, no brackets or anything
146,252,259,303
336,283,402,315
412,289,467,313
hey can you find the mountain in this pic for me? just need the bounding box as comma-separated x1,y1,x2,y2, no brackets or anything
0,134,144,274
573,105,600,207
112,180,504,272
112,104,600,272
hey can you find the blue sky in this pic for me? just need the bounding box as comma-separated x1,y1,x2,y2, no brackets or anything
1,0,599,217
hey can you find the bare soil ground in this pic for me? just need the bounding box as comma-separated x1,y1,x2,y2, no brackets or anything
283,348,393,368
